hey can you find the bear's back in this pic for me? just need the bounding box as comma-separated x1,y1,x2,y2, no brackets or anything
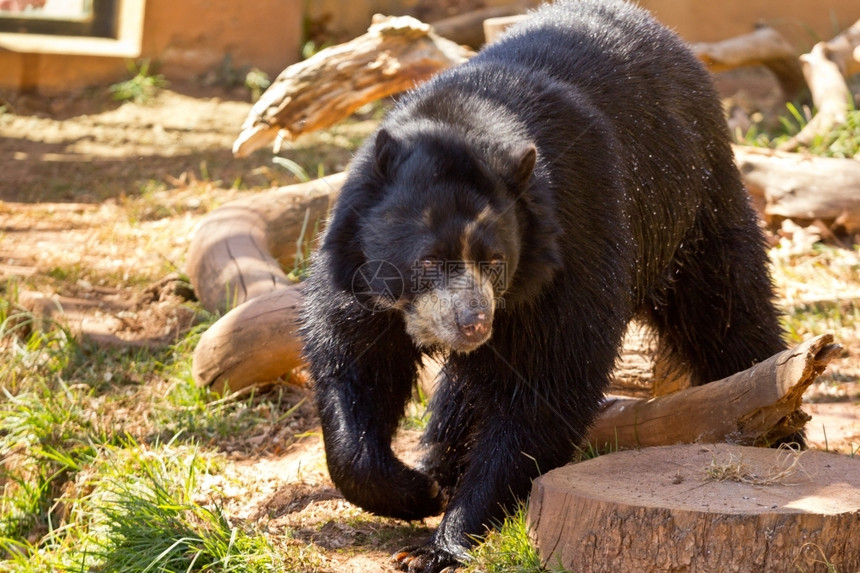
482,0,721,139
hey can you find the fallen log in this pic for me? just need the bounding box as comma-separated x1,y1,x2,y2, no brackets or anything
733,145,860,233
529,443,860,573
589,333,840,449
192,285,305,395
779,18,860,152
232,15,474,158
193,272,836,450
185,173,346,313
689,26,805,97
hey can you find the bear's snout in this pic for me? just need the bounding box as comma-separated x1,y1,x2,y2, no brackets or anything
455,308,491,342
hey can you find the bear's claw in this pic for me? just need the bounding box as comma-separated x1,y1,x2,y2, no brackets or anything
392,544,461,573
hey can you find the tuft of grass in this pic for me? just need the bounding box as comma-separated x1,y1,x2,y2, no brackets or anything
0,379,101,544
79,441,285,573
245,68,271,102
704,444,807,486
109,60,168,104
464,503,571,573
735,101,860,158
1,284,319,571
1,439,299,573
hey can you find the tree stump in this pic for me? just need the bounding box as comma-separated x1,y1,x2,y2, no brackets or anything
529,443,860,573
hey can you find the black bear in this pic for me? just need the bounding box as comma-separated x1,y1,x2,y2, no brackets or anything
301,0,786,571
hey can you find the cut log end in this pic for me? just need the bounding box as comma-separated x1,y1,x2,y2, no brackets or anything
192,285,305,395
529,443,860,573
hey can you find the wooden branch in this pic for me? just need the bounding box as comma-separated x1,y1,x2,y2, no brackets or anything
778,18,860,152
588,334,841,449
529,443,860,572
16,276,197,349
232,15,474,157
733,145,860,233
432,4,532,48
192,285,305,394
185,173,345,313
233,18,812,160
690,26,805,96
483,14,527,44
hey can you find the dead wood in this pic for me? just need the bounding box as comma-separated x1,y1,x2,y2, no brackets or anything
233,17,813,160
482,14,527,44
734,145,860,233
192,285,305,394
232,15,474,158
778,18,860,151
185,173,346,313
432,3,533,48
588,333,841,449
529,443,860,573
690,26,805,97
15,276,198,348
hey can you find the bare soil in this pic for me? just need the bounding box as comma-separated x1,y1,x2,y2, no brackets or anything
1,80,858,571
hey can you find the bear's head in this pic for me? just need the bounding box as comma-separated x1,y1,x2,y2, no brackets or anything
353,127,537,353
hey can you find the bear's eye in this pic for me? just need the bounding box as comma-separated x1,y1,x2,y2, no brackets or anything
489,254,505,266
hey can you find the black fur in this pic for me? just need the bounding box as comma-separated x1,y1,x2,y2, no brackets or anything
300,1,786,571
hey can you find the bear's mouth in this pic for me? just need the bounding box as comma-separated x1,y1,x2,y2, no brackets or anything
403,279,496,353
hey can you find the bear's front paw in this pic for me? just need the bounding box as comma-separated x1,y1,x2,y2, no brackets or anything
392,543,463,573
334,460,447,520
381,466,448,520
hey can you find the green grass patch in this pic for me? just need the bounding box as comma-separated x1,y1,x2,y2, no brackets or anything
109,60,168,104
0,284,320,570
464,503,570,573
736,101,860,158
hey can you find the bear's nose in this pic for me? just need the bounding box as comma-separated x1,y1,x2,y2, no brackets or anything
456,310,491,341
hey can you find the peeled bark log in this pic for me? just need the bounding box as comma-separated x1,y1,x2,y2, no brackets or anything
690,26,805,97
232,15,474,157
778,18,860,152
185,173,345,313
734,145,860,233
192,285,304,394
588,334,840,449
528,443,860,573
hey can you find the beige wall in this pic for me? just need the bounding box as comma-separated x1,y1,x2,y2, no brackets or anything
307,0,535,42
3,0,859,93
0,0,302,93
638,0,860,48
309,0,860,48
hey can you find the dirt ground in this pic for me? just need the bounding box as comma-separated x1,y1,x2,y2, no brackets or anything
1,79,859,571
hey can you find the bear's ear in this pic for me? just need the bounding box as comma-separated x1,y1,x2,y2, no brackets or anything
510,143,537,187
373,128,399,178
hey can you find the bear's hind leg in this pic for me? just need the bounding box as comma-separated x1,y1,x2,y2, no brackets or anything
648,211,785,386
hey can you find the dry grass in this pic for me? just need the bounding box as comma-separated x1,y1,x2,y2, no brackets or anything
705,444,810,486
